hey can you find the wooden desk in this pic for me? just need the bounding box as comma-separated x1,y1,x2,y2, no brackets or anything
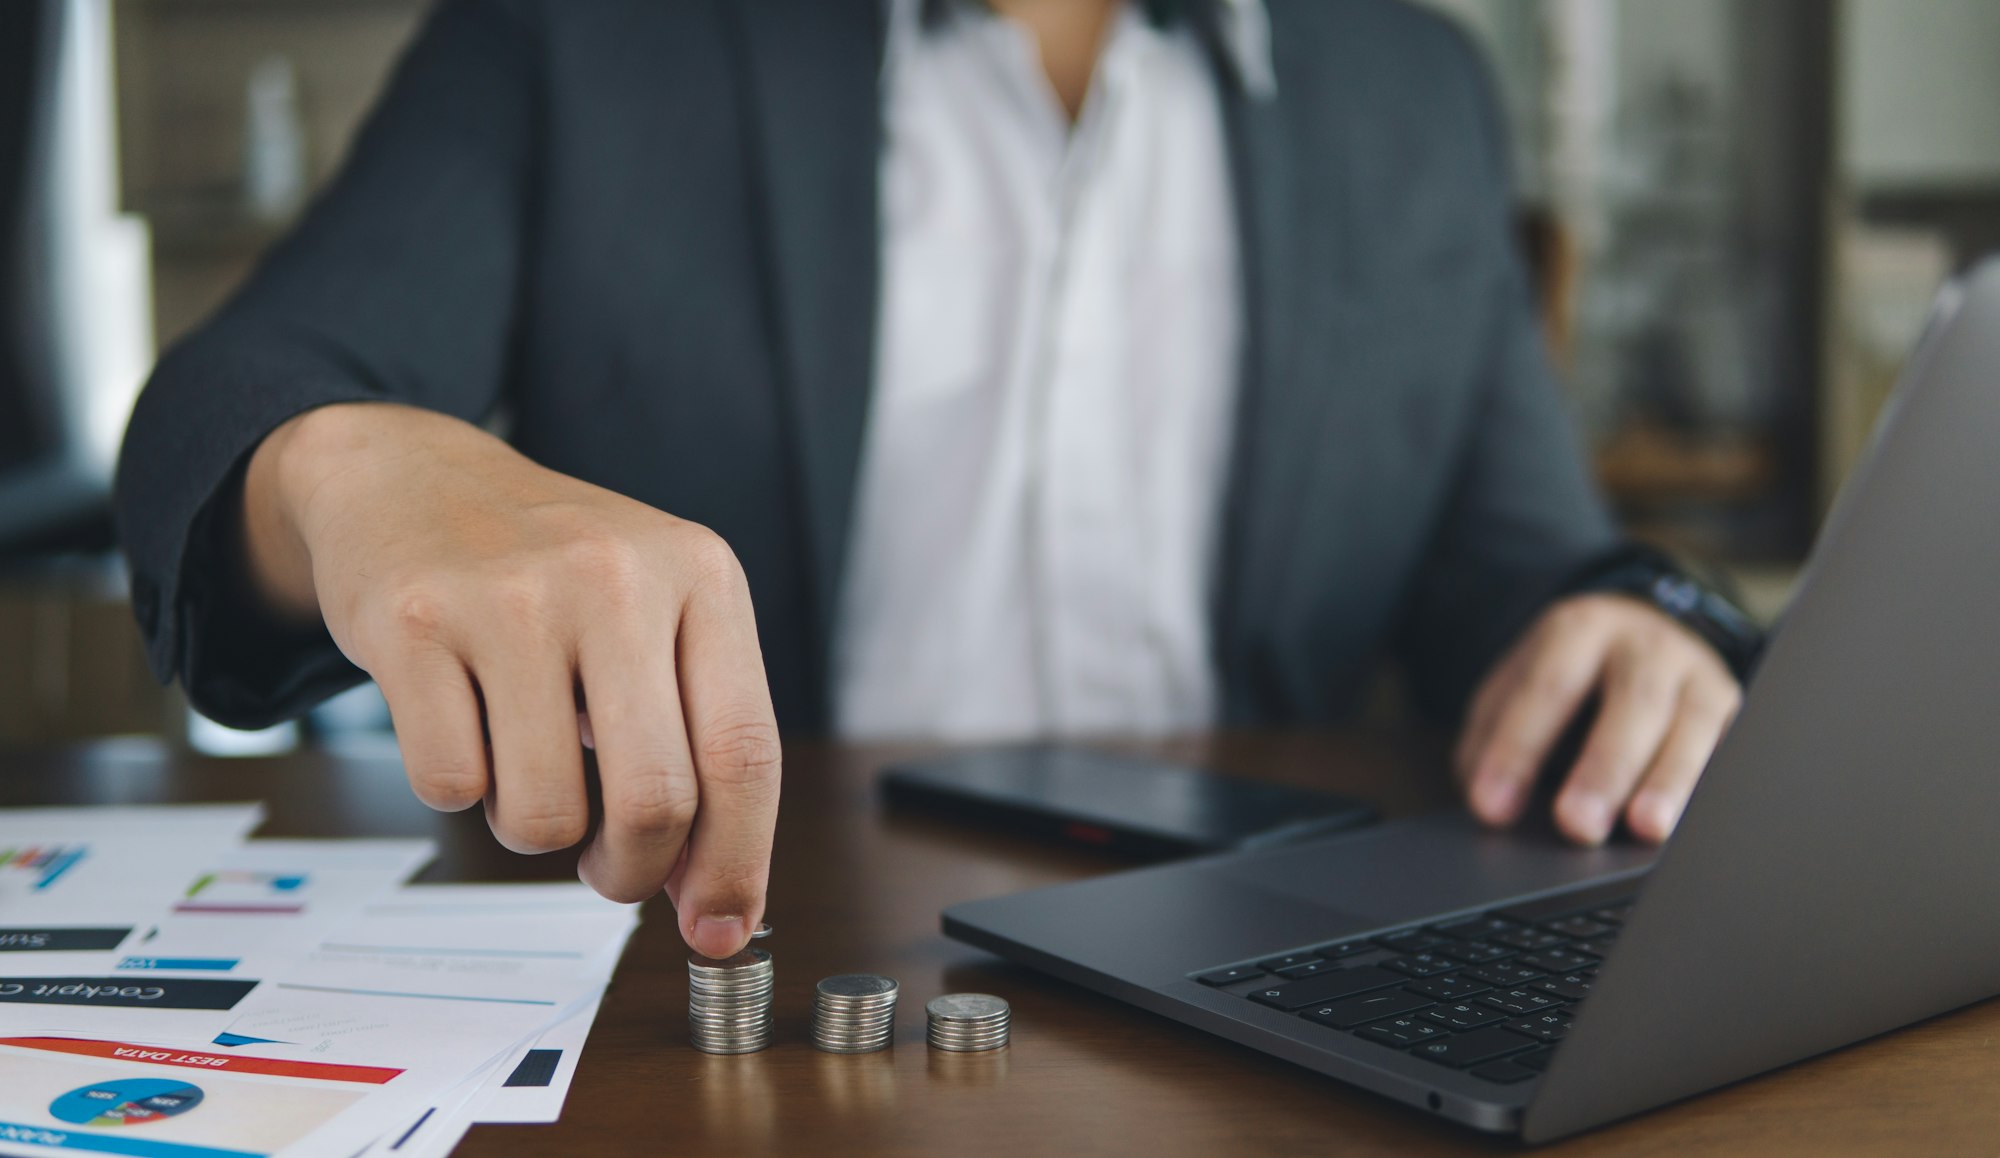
2,732,1988,1155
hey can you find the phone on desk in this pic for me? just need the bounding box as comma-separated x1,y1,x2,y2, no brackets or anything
879,745,1378,859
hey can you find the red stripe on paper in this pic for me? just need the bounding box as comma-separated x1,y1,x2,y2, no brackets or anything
0,1037,402,1084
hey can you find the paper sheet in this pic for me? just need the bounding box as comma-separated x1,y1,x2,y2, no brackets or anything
0,1033,453,1158
0,810,636,1156
0,805,265,961
21,839,436,979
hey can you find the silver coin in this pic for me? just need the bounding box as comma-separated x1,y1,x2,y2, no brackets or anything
817,974,898,999
928,1037,1007,1052
929,1025,1010,1038
688,944,773,1054
750,922,774,939
925,993,1009,1022
693,1040,770,1055
688,947,773,972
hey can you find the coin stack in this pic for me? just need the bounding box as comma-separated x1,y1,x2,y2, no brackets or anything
687,947,774,1054
812,974,900,1053
925,993,1011,1052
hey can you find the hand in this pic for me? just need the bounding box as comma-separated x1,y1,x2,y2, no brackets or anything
1454,594,1742,846
242,402,781,958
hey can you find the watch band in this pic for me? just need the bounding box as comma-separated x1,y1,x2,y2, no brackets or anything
1559,545,1766,682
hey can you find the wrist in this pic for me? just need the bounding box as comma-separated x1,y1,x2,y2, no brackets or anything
243,401,405,619
1560,544,1765,681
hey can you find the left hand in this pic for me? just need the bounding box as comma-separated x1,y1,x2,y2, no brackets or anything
1454,594,1743,846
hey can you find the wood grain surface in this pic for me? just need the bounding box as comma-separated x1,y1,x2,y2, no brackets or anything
3,731,1991,1156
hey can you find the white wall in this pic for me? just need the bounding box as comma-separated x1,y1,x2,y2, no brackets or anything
1841,0,2000,188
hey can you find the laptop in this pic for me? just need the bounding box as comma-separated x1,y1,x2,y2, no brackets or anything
943,258,2000,1142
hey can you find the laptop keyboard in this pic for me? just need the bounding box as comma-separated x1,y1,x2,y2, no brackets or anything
1190,877,1639,1086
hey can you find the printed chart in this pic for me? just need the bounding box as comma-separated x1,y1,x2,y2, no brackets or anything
48,1079,205,1127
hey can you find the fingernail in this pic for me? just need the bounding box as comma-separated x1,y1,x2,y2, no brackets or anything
692,914,746,959
1635,793,1678,839
1474,777,1521,824
1562,795,1613,844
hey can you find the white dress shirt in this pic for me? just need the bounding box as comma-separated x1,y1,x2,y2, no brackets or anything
834,0,1264,741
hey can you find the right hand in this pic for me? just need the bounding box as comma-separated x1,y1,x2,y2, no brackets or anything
243,401,780,959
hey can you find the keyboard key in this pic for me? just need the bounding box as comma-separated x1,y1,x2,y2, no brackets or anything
1403,975,1490,1001
1504,1012,1572,1043
1382,953,1458,978
1313,939,1376,959
1530,973,1594,1001
1430,915,1522,941
1438,940,1511,965
1301,989,1435,1029
1478,989,1561,1016
1472,1059,1540,1084
1465,963,1545,987
1497,880,1642,924
1375,930,1453,954
1258,952,1322,972
1355,1015,1448,1047
1278,959,1341,980
1517,948,1599,974
1493,929,1569,952
1593,903,1634,924
1515,1046,1558,1071
1195,966,1264,987
1248,966,1403,1011
1421,1001,1506,1031
1544,916,1613,939
1410,1027,1536,1068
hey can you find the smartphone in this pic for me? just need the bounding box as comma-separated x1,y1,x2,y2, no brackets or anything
879,745,1378,859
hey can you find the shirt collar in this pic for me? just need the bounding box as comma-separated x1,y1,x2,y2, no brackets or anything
909,0,1277,99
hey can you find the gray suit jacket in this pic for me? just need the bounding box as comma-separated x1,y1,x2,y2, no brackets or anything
114,0,1619,734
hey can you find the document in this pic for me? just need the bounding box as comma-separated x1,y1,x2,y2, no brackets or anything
0,1033,449,1158
0,806,265,962
21,839,435,979
0,808,637,1155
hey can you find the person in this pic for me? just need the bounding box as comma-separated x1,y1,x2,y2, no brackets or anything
115,0,1759,962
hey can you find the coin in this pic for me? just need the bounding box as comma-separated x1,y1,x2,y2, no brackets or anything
926,992,1010,1052
813,973,900,1054
688,945,774,1054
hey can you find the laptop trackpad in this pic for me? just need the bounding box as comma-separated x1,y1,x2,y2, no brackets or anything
1215,810,1657,927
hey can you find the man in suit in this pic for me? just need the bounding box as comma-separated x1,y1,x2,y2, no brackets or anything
116,0,1757,961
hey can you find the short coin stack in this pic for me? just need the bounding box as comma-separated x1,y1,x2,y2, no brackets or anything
812,974,900,1053
925,993,1011,1052
687,946,775,1054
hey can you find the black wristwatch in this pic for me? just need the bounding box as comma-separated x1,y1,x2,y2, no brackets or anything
1560,545,1765,682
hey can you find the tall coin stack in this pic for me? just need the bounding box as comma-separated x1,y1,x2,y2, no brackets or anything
812,974,900,1053
925,993,1011,1052
687,946,774,1054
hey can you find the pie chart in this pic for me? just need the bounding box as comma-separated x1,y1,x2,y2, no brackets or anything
49,1078,205,1127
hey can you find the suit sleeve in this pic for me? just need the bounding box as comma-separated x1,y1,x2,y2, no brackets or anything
1389,27,1622,726
114,0,540,728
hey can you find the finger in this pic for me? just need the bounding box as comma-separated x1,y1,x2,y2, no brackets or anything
573,625,700,904
672,549,782,960
1466,627,1609,828
1624,678,1742,843
1455,642,1528,786
376,652,489,812
475,640,590,855
663,841,692,911
1551,642,1685,845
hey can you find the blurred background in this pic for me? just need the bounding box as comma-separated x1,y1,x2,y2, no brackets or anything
2,0,1995,749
